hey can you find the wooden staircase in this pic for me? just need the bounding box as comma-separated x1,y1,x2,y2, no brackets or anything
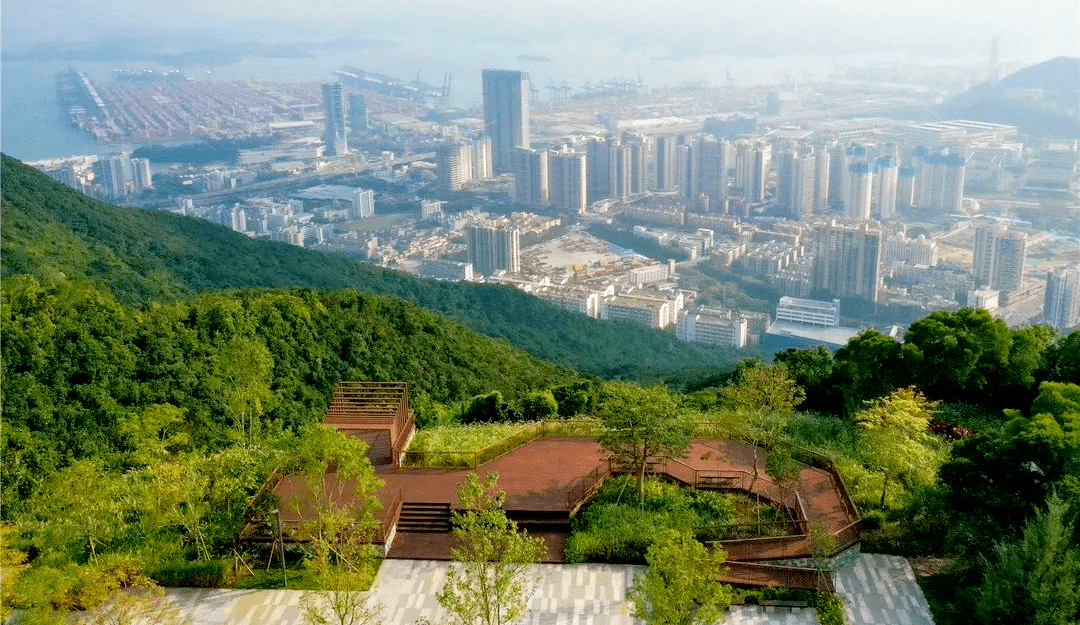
397,502,452,533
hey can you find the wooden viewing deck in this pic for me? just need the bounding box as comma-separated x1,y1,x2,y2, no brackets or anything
272,382,860,592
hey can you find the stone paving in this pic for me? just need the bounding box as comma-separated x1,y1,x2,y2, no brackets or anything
834,554,935,625
159,554,932,625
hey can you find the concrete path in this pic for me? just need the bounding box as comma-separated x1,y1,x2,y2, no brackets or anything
157,554,932,624
833,554,934,625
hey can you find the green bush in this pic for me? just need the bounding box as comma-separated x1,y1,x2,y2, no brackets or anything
814,592,848,625
566,477,737,564
149,558,228,588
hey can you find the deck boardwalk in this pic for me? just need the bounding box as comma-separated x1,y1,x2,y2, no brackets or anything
273,434,859,588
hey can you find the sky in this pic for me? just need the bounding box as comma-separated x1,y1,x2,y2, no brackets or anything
3,0,1078,63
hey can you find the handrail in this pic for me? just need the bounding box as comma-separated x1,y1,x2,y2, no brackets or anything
378,488,404,544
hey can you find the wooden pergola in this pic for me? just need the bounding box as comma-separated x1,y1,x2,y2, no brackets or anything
324,381,415,468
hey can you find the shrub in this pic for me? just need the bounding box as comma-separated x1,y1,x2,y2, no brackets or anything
566,477,737,564
148,558,227,588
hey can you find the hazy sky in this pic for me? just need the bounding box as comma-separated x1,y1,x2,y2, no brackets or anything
3,0,1078,62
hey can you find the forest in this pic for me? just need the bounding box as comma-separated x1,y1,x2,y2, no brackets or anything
1,153,1078,624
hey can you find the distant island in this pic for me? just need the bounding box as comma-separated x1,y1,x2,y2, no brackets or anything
517,54,553,63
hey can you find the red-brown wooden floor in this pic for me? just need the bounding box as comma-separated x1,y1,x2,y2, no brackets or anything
276,435,859,576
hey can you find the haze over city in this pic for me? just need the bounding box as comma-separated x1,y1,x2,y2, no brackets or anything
1,2,1080,623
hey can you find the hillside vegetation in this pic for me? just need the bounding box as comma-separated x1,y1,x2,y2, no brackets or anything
1,154,738,379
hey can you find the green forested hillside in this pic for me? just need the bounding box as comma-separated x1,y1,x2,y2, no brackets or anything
0,154,738,379
1,278,572,513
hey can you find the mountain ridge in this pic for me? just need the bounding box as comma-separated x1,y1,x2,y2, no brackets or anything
1,154,740,380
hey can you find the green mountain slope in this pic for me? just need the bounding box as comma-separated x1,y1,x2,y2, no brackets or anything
1,278,574,509
1,154,738,379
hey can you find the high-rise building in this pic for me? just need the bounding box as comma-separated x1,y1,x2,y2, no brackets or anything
512,147,549,205
697,138,731,207
549,149,588,214
913,147,966,213
875,157,898,220
482,69,530,173
827,143,848,212
735,141,769,203
468,225,521,275
1044,263,1080,330
351,188,375,219
131,157,153,191
322,83,348,156
609,140,633,200
93,154,135,199
586,136,611,202
349,93,368,138
973,222,1027,293
436,141,469,192
897,166,916,209
813,149,830,212
811,220,883,302
846,162,873,220
470,135,494,180
654,136,678,191
229,205,247,233
777,148,816,220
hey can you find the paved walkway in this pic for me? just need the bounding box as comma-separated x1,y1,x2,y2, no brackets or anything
153,554,933,624
834,554,934,625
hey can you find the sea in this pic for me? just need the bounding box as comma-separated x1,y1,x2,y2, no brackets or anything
0,42,986,162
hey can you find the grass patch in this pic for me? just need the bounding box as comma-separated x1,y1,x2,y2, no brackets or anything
405,422,533,467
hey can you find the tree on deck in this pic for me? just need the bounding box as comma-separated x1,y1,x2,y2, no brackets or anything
596,382,693,501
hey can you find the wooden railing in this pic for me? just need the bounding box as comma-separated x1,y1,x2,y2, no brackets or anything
566,464,610,513
377,488,404,544
721,561,834,593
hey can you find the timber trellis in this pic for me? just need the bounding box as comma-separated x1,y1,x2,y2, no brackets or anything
324,381,415,468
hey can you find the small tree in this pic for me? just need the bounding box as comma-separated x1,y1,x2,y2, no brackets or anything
288,425,384,624
438,472,547,625
597,382,693,500
854,387,941,508
975,493,1080,625
629,529,732,625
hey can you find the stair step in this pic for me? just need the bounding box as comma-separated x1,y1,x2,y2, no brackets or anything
396,502,453,533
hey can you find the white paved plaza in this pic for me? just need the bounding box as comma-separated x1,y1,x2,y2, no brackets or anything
157,553,933,624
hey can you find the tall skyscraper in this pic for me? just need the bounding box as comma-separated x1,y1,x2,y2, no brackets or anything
654,135,678,191
846,162,873,220
875,157,898,221
913,148,966,213
586,136,611,202
1045,263,1080,330
609,141,633,200
322,83,348,157
512,147,549,205
482,69,530,173
468,226,521,275
736,141,769,203
813,149,831,212
549,149,588,214
973,222,1027,293
131,157,153,191
93,154,135,199
697,138,731,207
811,220,883,302
777,147,816,220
